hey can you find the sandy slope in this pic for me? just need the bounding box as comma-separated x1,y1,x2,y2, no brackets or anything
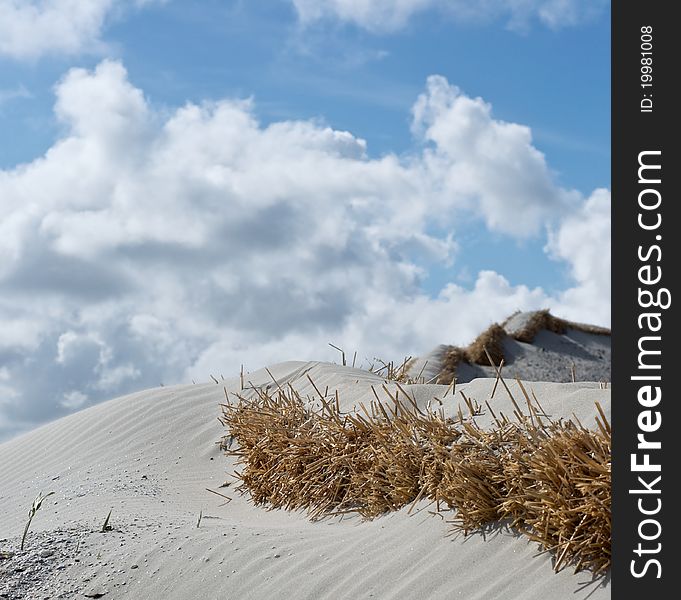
407,313,611,385
0,362,610,599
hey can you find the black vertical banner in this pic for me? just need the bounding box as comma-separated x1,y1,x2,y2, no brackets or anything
612,2,679,597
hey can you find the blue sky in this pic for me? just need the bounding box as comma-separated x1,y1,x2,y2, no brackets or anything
0,0,610,439
2,1,610,182
1,0,609,292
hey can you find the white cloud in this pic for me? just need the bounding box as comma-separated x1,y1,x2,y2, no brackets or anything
292,0,434,32
0,61,609,439
548,188,611,325
61,390,89,409
291,0,608,32
412,75,577,236
96,363,141,390
0,0,163,60
56,330,103,365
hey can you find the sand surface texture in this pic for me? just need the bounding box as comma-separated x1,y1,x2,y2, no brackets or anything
0,361,610,599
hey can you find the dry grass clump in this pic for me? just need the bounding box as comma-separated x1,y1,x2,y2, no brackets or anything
437,346,466,385
435,310,611,384
503,418,611,573
220,381,611,575
505,310,611,343
435,324,506,383
465,323,506,366
438,402,611,574
220,381,457,519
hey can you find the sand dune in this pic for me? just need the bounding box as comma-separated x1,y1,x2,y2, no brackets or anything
0,361,610,599
407,310,611,385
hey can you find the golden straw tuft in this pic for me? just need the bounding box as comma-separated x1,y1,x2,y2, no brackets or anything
504,309,611,343
219,381,610,575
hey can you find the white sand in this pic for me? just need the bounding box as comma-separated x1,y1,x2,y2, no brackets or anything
0,361,610,599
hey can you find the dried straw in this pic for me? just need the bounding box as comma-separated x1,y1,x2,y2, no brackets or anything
504,309,611,343
436,323,505,383
220,382,610,575
436,310,610,384
465,323,506,366
437,346,466,385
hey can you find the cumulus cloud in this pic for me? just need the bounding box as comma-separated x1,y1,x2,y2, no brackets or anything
548,188,611,325
412,75,577,236
0,61,609,440
291,0,608,32
0,0,162,60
